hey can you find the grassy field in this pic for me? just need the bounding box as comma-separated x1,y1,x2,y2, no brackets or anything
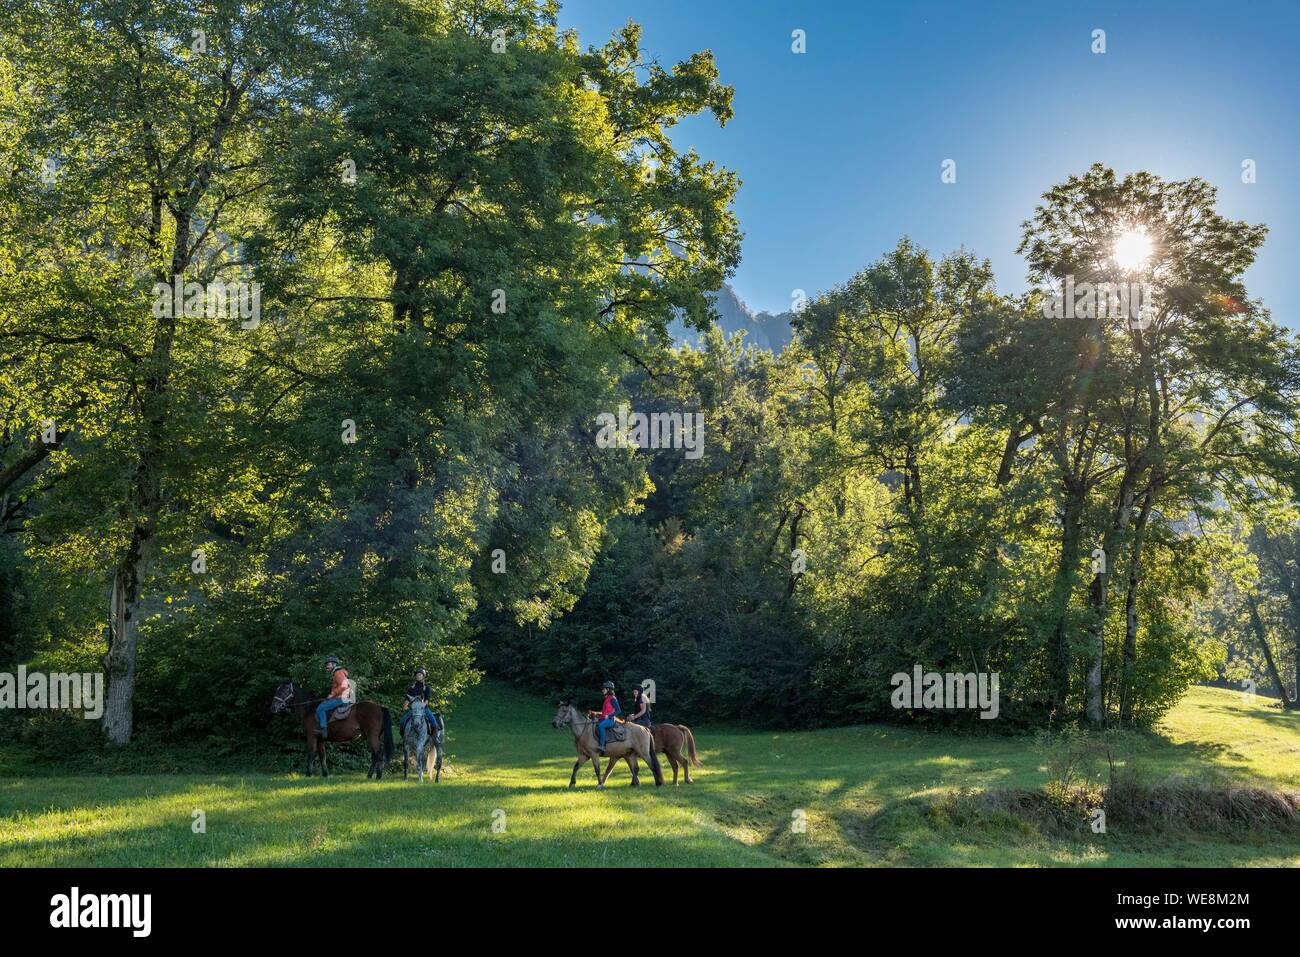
2,682,1298,867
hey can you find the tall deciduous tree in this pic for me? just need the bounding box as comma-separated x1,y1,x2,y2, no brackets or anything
0,0,739,742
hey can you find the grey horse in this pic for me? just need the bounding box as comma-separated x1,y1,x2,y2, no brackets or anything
401,697,444,783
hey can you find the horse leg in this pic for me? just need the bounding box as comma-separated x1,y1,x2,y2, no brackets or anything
594,752,606,789
670,736,685,784
569,755,586,789
434,742,442,783
305,738,315,777
319,742,328,778
680,743,693,783
628,752,640,787
601,756,621,783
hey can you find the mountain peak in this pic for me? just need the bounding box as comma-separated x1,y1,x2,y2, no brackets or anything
668,283,793,351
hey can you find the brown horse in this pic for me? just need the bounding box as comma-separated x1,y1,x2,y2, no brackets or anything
603,722,701,785
272,681,394,779
551,702,663,788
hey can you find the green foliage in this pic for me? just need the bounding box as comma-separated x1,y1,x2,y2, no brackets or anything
0,0,739,745
483,203,1297,731
0,1,1294,745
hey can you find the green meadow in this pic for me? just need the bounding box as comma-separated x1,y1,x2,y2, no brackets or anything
2,682,1298,867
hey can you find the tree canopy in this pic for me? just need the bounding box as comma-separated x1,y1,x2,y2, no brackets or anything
2,4,1297,749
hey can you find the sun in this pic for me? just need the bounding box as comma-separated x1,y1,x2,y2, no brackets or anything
1112,228,1154,272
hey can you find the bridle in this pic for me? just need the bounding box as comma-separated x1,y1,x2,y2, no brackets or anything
555,704,595,732
408,698,427,724
272,685,327,712
271,687,296,712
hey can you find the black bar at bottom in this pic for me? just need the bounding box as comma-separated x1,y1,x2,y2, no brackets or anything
0,866,1278,941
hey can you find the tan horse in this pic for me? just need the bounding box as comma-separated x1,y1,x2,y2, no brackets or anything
551,702,663,788
603,723,701,785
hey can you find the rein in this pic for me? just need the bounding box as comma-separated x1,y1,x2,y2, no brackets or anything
568,707,609,748
275,688,331,711
571,707,625,731
568,708,596,731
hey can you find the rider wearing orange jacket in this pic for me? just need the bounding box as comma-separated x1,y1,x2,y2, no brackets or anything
316,656,351,737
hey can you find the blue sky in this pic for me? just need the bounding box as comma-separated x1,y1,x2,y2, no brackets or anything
559,0,1299,323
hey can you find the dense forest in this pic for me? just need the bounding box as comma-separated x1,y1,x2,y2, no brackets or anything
3,0,1299,753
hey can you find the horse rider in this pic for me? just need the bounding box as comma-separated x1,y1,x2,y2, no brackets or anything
400,667,443,738
595,680,621,755
315,655,351,738
627,685,653,729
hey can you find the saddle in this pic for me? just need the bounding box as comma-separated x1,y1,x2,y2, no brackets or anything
329,703,354,722
603,723,627,744
329,679,358,722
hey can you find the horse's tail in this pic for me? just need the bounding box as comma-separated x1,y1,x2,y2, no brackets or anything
381,707,394,761
682,725,701,766
645,728,664,786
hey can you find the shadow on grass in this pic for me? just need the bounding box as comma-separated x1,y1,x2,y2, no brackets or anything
0,772,779,868
1194,703,1300,734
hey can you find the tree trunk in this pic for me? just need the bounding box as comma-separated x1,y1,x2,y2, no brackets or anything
1118,486,1155,723
827,387,845,520
1293,618,1300,704
1244,592,1293,708
1084,468,1140,727
1047,489,1086,715
100,62,246,744
1083,613,1105,727
995,427,1020,486
101,227,182,744
101,524,155,744
785,502,807,600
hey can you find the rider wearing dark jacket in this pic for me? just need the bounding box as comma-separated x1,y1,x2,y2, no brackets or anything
399,668,442,736
627,686,652,728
